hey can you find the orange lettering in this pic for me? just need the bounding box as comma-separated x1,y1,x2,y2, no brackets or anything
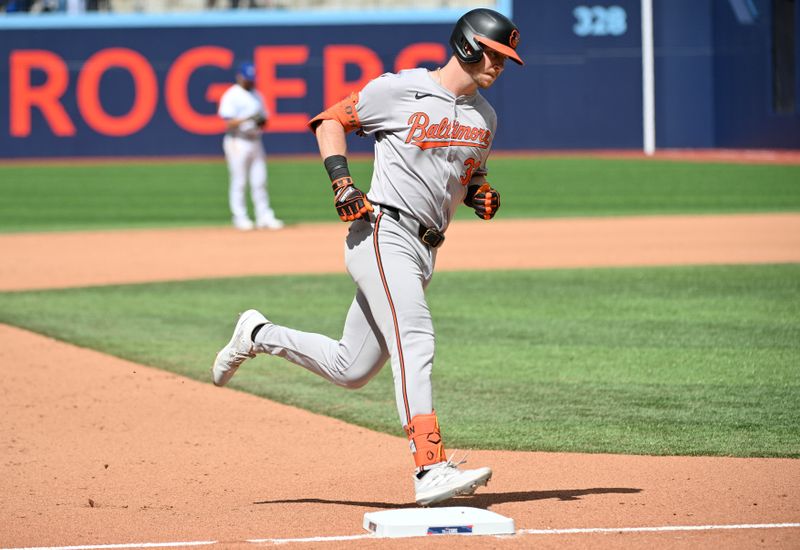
323,45,383,110
394,43,447,72
77,48,157,136
254,45,309,133
166,46,232,134
10,50,75,137
437,118,450,139
205,83,229,105
406,112,429,143
460,157,480,185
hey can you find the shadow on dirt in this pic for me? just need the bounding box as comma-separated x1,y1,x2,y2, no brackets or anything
254,487,642,509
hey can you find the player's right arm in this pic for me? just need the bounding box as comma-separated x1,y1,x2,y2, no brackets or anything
314,119,348,159
309,93,372,222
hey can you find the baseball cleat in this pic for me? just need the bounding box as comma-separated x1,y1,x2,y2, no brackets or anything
233,217,255,231
414,459,492,506
256,217,285,230
212,309,268,387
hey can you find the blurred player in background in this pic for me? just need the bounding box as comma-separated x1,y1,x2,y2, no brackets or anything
218,62,283,231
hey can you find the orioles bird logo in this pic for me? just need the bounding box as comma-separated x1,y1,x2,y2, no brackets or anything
509,29,520,49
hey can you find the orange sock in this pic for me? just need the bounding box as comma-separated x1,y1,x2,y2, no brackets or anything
405,412,447,469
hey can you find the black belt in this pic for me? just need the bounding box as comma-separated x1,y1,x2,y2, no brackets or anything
377,204,445,249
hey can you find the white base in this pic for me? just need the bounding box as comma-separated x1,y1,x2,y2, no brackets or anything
363,507,515,538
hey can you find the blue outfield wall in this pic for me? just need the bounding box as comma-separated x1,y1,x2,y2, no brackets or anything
711,0,800,148
0,0,797,158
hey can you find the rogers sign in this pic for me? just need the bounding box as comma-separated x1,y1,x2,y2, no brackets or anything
9,43,446,138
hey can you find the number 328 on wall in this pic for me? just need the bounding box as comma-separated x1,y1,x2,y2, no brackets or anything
573,5,628,36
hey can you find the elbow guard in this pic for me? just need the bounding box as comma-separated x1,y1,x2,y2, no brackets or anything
308,92,361,134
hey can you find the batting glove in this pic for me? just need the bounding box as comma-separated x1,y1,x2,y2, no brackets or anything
465,183,500,220
332,176,373,222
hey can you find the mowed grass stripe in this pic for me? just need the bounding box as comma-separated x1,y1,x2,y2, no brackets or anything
0,264,797,457
0,157,798,232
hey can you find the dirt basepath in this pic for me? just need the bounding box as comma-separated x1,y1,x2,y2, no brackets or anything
1,214,799,549
2,214,799,291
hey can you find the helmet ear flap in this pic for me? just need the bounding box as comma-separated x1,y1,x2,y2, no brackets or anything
450,26,484,64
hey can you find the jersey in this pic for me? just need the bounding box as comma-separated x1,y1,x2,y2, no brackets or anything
355,68,497,233
218,84,269,140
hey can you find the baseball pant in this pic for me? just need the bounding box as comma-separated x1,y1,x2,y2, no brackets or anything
254,211,437,427
223,135,276,224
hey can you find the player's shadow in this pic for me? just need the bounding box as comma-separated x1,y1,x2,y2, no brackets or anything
254,487,641,509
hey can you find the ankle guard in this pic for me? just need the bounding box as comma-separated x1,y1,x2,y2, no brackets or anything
405,412,447,468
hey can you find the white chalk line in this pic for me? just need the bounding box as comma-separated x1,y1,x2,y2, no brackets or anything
5,522,800,549
1,543,217,550
518,522,800,535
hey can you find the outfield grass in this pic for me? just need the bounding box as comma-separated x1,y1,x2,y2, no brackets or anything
0,157,798,232
1,264,797,457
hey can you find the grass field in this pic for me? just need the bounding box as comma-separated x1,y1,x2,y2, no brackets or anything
0,265,798,457
1,156,798,458
1,157,799,232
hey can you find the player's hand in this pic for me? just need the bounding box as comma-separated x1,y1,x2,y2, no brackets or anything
465,183,500,220
332,176,373,222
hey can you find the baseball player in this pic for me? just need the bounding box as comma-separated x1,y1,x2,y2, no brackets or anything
213,9,522,506
218,62,284,231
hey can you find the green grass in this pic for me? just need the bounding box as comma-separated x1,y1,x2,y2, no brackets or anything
1,264,797,457
1,157,798,232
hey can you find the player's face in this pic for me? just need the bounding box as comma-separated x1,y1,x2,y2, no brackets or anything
237,75,255,90
470,46,507,89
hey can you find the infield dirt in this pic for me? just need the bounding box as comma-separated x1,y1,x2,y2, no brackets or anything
1,214,799,549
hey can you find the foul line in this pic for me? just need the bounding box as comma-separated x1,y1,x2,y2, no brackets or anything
519,522,800,535
1,543,218,550
5,522,800,549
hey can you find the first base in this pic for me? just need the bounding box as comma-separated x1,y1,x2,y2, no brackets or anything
363,507,515,538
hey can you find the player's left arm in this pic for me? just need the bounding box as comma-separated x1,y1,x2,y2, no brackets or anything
463,157,500,220
464,112,500,220
252,92,269,128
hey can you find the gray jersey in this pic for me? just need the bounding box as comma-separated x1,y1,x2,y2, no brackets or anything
356,68,496,232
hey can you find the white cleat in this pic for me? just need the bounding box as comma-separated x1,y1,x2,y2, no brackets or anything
414,459,492,506
212,309,268,387
233,217,255,231
256,217,285,230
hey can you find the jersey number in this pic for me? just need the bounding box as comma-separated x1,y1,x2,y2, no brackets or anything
460,157,480,186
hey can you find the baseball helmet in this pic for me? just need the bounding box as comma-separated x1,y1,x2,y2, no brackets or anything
449,8,523,65
237,61,256,81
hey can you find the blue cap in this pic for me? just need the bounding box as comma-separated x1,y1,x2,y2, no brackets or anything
237,62,256,81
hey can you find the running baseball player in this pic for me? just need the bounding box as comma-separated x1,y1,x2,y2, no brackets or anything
218,62,284,231
213,9,522,506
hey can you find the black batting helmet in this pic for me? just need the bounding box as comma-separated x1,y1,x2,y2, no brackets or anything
449,8,523,66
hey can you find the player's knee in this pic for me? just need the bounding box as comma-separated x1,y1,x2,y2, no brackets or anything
344,374,372,389
332,363,379,389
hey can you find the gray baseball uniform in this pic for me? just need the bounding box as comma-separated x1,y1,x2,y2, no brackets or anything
254,68,496,429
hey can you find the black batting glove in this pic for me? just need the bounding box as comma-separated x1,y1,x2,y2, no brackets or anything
465,183,500,220
332,176,373,222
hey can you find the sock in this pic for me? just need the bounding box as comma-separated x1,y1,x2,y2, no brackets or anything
251,323,266,342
